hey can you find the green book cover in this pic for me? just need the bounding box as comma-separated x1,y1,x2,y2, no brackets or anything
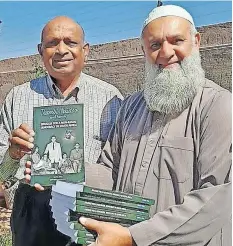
76,192,151,212
76,237,95,245
69,207,149,222
75,199,149,216
74,230,96,239
31,104,85,186
81,186,155,205
70,222,86,231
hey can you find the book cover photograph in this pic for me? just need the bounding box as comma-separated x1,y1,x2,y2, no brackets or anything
30,104,85,186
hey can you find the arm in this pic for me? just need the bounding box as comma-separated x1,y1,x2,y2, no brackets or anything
0,89,35,182
58,143,62,161
100,95,123,148
44,144,49,155
69,150,74,162
129,90,232,246
0,89,19,181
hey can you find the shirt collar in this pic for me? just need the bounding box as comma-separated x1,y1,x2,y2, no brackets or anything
46,72,85,99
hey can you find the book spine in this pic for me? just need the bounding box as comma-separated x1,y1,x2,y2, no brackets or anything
76,192,151,212
69,212,137,225
69,207,149,223
75,199,149,216
82,186,155,205
71,222,131,230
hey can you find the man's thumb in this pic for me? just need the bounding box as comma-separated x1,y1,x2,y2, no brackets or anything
79,216,102,232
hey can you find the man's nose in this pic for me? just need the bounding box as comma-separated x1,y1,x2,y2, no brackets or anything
157,41,175,64
56,41,69,55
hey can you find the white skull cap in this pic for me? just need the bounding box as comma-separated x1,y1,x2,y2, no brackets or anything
142,5,195,33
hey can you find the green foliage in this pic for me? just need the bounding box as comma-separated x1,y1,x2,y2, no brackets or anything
0,232,12,246
31,65,47,79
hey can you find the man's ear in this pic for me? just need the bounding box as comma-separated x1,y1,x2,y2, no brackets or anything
38,43,43,56
141,45,146,57
194,32,201,48
141,37,146,57
83,43,90,62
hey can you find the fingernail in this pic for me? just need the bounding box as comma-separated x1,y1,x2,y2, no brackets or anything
35,183,45,191
30,131,35,137
21,150,32,154
79,217,87,225
28,143,34,149
29,137,34,143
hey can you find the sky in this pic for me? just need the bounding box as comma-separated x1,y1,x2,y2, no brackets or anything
0,1,232,60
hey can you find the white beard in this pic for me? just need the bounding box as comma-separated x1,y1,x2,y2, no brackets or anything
144,51,205,115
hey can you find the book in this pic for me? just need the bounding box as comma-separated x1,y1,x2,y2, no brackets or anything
75,199,149,216
80,186,155,205
51,191,76,208
70,222,132,230
31,104,85,186
76,192,151,212
52,181,84,197
68,209,145,224
69,206,149,222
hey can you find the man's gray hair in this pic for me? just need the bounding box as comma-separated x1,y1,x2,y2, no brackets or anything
190,24,198,42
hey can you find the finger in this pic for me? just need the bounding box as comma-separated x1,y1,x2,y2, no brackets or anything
9,136,34,149
25,161,32,168
79,217,102,233
25,174,31,183
34,183,45,191
11,128,34,143
8,143,31,160
88,243,96,246
19,123,35,136
25,168,31,175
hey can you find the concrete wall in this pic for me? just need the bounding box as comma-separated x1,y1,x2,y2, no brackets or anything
0,22,231,105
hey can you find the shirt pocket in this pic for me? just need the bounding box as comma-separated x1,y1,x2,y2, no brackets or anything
154,135,194,183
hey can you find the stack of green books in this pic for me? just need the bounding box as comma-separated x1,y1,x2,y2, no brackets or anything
50,181,155,245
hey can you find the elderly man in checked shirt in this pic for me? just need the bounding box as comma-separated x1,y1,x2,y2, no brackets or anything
27,5,231,246
0,16,123,246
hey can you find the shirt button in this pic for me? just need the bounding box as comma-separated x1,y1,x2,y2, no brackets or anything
141,161,148,167
148,139,155,145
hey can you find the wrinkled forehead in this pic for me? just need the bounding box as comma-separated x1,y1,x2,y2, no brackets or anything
142,16,192,41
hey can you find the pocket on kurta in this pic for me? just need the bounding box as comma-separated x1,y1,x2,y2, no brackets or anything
154,135,194,183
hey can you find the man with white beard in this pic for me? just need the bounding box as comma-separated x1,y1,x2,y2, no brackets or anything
25,5,231,246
